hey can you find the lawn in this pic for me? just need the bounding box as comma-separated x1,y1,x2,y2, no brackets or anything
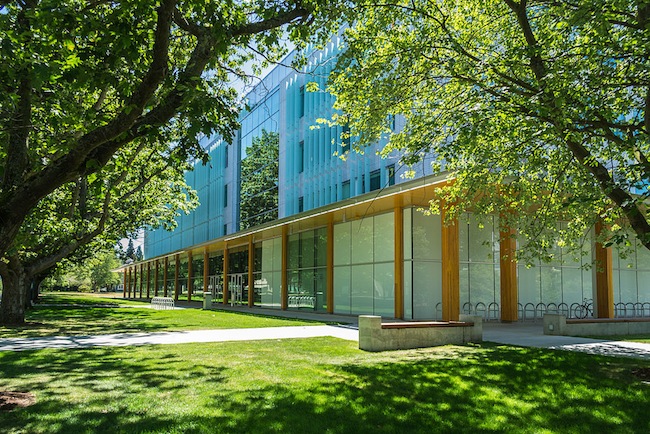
0,338,649,433
0,292,324,338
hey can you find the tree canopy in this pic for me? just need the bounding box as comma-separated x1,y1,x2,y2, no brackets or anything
0,131,196,323
0,0,343,257
0,0,345,324
328,0,650,259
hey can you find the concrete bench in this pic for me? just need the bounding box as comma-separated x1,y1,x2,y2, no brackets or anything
544,313,650,336
359,315,482,351
151,297,175,310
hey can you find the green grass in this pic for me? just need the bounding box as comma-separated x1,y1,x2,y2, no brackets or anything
37,292,148,307
0,339,649,433
0,292,323,338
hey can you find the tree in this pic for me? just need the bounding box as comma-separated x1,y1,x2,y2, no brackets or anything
0,0,345,324
240,130,280,230
0,1,342,263
0,137,197,323
328,0,650,259
135,246,144,262
125,239,136,263
41,249,121,292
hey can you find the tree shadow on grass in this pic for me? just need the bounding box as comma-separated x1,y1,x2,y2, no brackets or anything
0,345,228,433
0,306,166,338
210,345,650,434
0,342,648,433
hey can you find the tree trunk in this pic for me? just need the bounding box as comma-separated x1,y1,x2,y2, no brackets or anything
26,275,44,308
0,259,30,325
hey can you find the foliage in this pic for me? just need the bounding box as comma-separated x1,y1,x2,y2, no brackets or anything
0,339,649,432
239,130,280,230
42,250,122,292
328,0,650,261
125,240,136,263
0,0,347,324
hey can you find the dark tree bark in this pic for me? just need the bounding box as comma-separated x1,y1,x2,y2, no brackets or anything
0,258,31,325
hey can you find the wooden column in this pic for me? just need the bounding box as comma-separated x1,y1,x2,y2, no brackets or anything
248,237,254,308
595,222,614,318
441,207,460,321
127,267,132,298
203,247,209,295
163,257,169,297
132,266,137,299
394,205,404,319
122,268,127,298
174,254,180,302
223,245,229,305
326,219,334,314
281,225,288,310
187,252,193,302
154,259,159,297
139,263,144,298
146,262,151,299
499,226,518,322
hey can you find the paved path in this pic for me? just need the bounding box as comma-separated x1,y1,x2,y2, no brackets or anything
484,322,650,360
2,318,650,360
0,325,359,352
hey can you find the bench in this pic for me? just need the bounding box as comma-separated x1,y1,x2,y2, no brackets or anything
544,313,650,336
359,315,483,351
151,297,175,310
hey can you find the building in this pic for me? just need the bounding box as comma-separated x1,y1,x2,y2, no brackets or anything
128,42,650,322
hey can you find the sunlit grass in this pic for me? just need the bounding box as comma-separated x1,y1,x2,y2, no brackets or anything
0,292,324,338
38,291,146,306
0,339,649,433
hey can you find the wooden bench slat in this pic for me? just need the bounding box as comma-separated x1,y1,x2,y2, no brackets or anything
381,321,474,329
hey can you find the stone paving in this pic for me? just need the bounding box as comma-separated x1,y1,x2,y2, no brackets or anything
483,322,650,360
2,306,650,360
0,325,358,352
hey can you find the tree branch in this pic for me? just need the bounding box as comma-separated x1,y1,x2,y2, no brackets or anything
2,6,32,191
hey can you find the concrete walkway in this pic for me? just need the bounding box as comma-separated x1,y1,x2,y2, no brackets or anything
484,322,650,360
2,307,650,359
0,325,359,352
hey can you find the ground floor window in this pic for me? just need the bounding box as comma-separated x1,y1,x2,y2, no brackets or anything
403,208,442,319
613,237,650,317
459,214,500,320
333,212,394,316
255,237,282,309
287,228,327,311
518,224,593,320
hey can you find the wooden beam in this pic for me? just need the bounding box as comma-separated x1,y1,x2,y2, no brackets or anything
281,225,288,310
154,259,159,297
326,219,334,314
163,256,169,297
499,226,518,322
248,237,254,308
122,268,127,298
203,247,209,295
394,205,404,319
174,254,180,302
146,262,151,299
131,266,136,298
441,206,460,321
595,221,614,318
139,263,144,298
223,244,229,305
187,251,193,302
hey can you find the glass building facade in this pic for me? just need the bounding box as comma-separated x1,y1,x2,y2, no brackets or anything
134,44,650,322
